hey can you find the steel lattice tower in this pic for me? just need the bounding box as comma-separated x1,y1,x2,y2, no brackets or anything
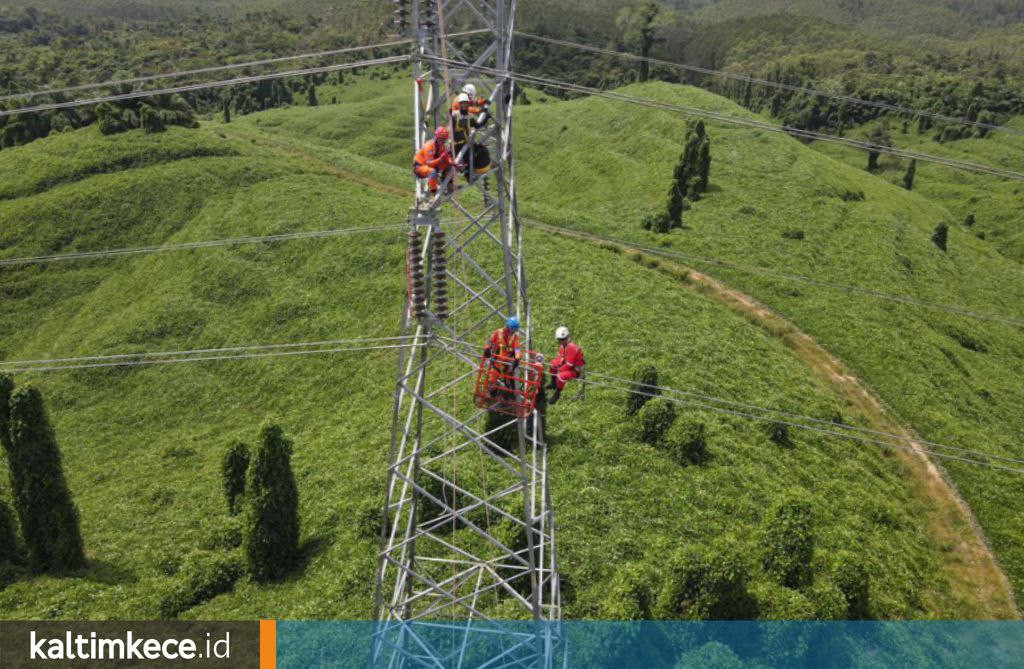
372,0,562,667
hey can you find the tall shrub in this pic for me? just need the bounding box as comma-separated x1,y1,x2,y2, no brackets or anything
833,551,871,619
243,423,299,581
902,159,916,190
932,222,949,252
5,386,85,572
636,399,676,445
221,441,250,515
0,496,18,564
627,365,659,416
0,373,14,451
762,496,815,588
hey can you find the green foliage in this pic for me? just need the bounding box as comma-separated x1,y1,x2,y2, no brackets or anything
807,579,849,621
902,159,917,190
0,496,19,564
600,561,659,619
932,222,949,252
626,365,659,416
484,409,518,456
356,504,386,542
762,495,815,588
642,210,673,234
833,551,872,619
636,398,676,445
674,642,744,669
221,440,250,515
664,120,712,228
865,124,892,171
95,95,196,137
158,550,244,618
199,515,243,552
661,420,709,466
616,1,675,82
764,422,793,448
308,83,319,107
656,545,758,620
781,228,805,240
243,422,299,582
0,374,13,453
4,386,85,572
0,71,1015,619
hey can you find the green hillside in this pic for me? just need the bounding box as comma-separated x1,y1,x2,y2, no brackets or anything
1,74,1018,620
252,74,1024,604
809,117,1024,263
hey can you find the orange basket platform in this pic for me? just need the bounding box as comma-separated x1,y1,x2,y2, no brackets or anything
473,352,545,418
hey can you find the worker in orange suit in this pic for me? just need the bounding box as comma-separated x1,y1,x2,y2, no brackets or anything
483,316,523,395
413,126,455,194
548,326,585,405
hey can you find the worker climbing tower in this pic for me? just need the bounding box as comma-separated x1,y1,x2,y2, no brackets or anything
373,0,563,667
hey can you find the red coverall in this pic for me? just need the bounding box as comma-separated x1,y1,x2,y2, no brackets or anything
484,327,522,388
413,139,454,193
550,341,585,391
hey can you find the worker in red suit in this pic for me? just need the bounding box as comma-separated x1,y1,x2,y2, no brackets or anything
548,326,584,405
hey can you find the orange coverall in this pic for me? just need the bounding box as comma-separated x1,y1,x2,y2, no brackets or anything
483,327,522,388
413,139,454,193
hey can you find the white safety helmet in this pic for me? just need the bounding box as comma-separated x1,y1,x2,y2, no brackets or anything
456,92,471,104
462,83,477,99
555,326,570,341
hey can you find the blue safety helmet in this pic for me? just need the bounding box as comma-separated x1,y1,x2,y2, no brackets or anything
506,316,520,332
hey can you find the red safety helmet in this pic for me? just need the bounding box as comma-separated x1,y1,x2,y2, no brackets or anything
434,126,450,141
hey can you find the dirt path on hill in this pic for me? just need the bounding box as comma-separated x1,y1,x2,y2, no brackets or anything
232,125,1020,618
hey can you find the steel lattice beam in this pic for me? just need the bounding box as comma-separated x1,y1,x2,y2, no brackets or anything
372,1,562,667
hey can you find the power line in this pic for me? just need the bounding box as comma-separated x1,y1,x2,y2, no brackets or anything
586,376,1024,475
547,227,1024,328
587,371,1024,468
514,32,1024,139
0,225,407,267
0,336,424,374
0,30,487,105
436,333,1024,473
0,55,410,118
429,56,1024,182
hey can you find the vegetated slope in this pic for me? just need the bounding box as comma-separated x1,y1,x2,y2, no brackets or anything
692,0,1021,38
0,103,988,619
809,116,1024,264
240,75,1024,608
509,81,1024,603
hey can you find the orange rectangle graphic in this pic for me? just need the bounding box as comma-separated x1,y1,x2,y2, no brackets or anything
260,619,276,669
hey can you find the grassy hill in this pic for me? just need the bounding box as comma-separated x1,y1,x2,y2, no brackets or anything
261,74,1024,603
0,73,1019,620
693,0,1023,38
808,116,1024,264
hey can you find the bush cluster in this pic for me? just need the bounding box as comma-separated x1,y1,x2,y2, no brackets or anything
636,399,676,445
626,365,660,416
656,546,758,620
158,551,244,618
762,496,815,588
662,420,709,466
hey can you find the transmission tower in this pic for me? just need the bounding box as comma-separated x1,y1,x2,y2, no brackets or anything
373,0,562,667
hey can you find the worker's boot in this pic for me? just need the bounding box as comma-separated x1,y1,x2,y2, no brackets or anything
548,388,562,406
